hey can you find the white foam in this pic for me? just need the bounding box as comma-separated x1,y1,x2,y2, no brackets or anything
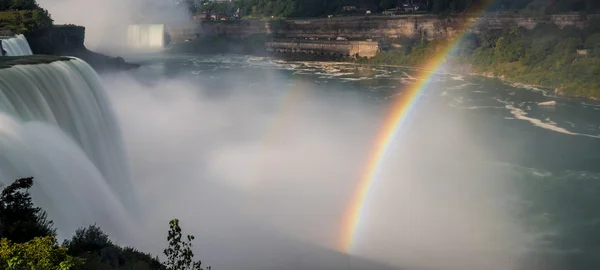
508,82,550,97
384,92,404,99
581,102,600,108
448,83,475,90
451,75,465,81
401,71,417,81
453,97,464,104
458,106,504,110
340,77,368,81
505,104,600,139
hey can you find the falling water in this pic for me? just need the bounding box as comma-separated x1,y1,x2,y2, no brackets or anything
0,58,134,238
127,24,166,50
1,34,33,56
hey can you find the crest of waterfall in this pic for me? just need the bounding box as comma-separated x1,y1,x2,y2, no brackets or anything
127,24,166,50
0,58,134,238
1,34,33,56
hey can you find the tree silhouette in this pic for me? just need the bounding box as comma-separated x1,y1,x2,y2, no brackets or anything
0,177,55,243
164,219,210,270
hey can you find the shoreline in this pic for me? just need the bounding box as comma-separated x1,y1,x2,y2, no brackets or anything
277,58,568,100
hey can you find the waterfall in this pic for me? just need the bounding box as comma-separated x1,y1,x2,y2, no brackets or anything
0,58,134,238
1,34,33,56
127,24,166,50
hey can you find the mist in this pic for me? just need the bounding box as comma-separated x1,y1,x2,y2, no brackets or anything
94,63,536,270
36,0,191,51
33,1,536,265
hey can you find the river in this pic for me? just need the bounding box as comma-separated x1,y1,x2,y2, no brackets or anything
105,53,600,270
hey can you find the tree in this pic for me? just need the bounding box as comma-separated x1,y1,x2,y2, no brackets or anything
0,177,56,243
0,236,81,270
8,0,39,10
62,225,112,256
63,225,165,270
379,0,395,10
164,219,210,270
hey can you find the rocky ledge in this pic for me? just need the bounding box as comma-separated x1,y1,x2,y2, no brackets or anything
26,25,139,72
0,55,71,69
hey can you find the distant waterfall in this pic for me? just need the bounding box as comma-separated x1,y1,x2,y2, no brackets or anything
0,58,133,237
1,34,33,56
127,24,166,50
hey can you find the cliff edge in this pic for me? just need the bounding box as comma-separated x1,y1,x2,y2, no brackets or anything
27,25,139,71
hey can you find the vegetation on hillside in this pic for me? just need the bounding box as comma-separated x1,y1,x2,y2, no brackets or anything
0,0,52,35
184,0,600,19
359,21,600,99
0,177,210,270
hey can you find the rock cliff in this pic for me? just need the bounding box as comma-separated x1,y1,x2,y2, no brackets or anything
27,25,139,71
170,13,599,42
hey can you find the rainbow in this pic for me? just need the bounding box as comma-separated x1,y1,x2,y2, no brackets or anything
339,3,494,253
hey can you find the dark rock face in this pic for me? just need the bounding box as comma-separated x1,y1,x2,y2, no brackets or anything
27,25,139,72
27,25,85,55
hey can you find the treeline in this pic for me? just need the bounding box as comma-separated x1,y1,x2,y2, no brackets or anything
0,177,210,270
361,21,600,98
185,0,600,18
0,0,52,35
461,21,600,98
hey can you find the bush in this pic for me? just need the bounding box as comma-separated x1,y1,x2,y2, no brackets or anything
0,236,82,270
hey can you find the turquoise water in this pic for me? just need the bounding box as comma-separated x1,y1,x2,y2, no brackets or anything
119,54,600,270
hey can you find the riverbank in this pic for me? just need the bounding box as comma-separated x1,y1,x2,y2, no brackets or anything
350,20,600,100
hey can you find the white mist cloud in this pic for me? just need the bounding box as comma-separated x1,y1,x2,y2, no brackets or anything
98,62,535,270
36,0,191,51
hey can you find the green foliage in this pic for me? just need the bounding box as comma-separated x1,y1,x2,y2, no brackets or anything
63,225,165,270
362,21,600,99
187,0,600,18
8,0,39,10
0,236,82,270
0,0,53,35
0,177,56,243
164,219,209,270
0,9,52,35
0,178,173,270
467,24,600,98
63,225,113,256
